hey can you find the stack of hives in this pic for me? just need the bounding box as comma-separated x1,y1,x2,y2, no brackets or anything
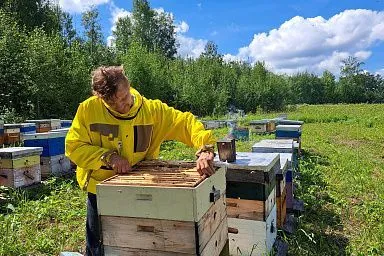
23,130,71,178
215,152,279,255
0,147,43,188
96,160,229,256
26,119,61,133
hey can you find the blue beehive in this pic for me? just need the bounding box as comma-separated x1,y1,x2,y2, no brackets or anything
275,125,302,139
23,131,66,157
60,120,72,128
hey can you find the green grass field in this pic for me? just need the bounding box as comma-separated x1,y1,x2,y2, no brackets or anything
0,104,383,255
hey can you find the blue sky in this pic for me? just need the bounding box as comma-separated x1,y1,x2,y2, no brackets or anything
60,0,384,76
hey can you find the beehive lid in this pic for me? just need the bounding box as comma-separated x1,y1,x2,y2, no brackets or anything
276,124,302,131
4,123,35,129
23,131,67,140
26,119,60,124
252,139,294,153
0,147,43,158
102,160,206,188
277,119,304,125
249,120,268,125
214,152,280,172
50,128,69,134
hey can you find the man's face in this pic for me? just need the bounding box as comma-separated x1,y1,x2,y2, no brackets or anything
106,81,133,114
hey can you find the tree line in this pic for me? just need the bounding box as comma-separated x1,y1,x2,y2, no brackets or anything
0,0,383,121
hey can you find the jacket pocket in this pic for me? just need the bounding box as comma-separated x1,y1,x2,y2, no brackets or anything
133,125,153,152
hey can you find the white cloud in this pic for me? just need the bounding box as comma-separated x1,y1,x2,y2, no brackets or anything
175,21,189,33
59,0,109,13
176,35,207,58
376,68,384,76
230,9,384,75
107,3,131,47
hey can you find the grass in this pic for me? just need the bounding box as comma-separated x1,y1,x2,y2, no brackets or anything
0,103,383,255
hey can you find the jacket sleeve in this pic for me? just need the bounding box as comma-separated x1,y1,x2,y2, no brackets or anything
65,102,110,170
153,100,215,149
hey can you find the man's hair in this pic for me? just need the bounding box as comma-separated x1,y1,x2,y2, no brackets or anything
91,66,128,101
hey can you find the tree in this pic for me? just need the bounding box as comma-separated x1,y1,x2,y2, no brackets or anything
0,0,61,34
339,56,366,103
114,0,177,58
321,70,337,103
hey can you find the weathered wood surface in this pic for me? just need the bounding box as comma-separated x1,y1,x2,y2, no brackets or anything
277,188,287,229
228,204,277,256
40,155,72,178
227,198,264,221
227,187,275,221
97,165,226,221
103,219,228,256
0,164,41,188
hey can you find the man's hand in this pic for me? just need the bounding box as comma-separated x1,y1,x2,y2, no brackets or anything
196,151,215,176
109,154,131,174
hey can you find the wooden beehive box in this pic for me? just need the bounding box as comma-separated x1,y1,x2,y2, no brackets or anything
40,154,72,178
275,124,302,140
262,119,277,133
97,160,228,256
26,119,61,133
23,131,66,157
0,147,43,188
249,120,268,133
214,152,279,255
3,124,21,145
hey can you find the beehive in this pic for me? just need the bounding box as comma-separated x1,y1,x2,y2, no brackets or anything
40,154,72,178
249,120,268,133
23,131,66,157
5,123,36,141
264,119,276,133
97,160,228,256
26,119,61,133
0,147,43,188
3,124,21,145
275,124,302,140
215,152,279,255
60,120,72,128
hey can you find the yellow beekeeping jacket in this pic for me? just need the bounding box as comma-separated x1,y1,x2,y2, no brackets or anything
65,87,215,194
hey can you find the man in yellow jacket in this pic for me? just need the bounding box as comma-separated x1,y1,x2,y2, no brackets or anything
65,66,216,256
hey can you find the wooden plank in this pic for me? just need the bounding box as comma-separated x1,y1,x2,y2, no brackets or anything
103,246,193,256
228,204,277,256
277,188,287,229
0,164,41,188
101,216,196,254
226,198,264,221
227,188,275,221
198,193,227,251
201,218,228,256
